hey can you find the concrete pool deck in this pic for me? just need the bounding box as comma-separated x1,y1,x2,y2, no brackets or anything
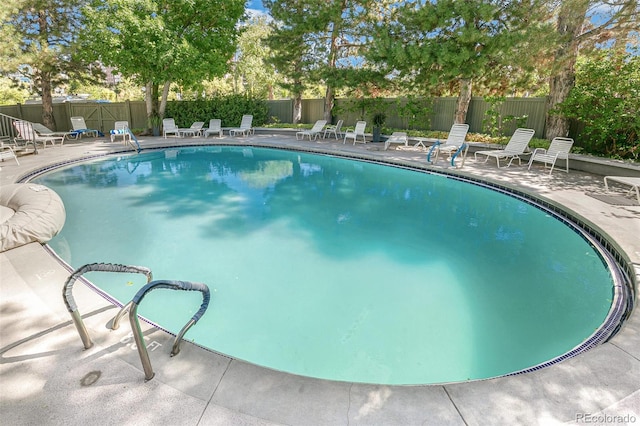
1,133,639,425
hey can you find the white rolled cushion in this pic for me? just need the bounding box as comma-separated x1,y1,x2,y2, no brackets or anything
0,184,66,252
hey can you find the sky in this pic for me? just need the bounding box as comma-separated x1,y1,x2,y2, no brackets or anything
246,0,266,14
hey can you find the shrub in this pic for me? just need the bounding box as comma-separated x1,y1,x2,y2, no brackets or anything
557,51,640,161
165,94,269,128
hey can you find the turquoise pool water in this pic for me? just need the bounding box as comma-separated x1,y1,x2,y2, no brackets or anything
35,146,614,385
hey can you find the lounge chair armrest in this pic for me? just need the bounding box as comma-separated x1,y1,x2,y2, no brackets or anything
531,148,547,155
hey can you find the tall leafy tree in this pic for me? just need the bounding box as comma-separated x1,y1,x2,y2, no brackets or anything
80,0,244,129
234,16,279,99
264,0,309,123
265,0,380,122
187,17,281,100
368,0,552,124
557,50,639,159
1,0,97,128
546,0,639,139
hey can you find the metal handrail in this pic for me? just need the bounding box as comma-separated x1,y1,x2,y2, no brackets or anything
128,280,210,380
62,263,153,349
426,141,469,169
426,140,440,163
0,114,39,154
0,112,22,140
450,143,469,168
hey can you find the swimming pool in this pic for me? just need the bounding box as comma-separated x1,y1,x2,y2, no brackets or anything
34,146,620,385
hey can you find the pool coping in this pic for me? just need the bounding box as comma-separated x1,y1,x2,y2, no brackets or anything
1,134,639,425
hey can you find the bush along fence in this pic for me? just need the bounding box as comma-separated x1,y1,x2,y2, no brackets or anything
0,95,582,146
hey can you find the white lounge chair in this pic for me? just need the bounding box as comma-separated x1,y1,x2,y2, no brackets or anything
343,121,367,145
604,176,640,204
14,120,64,148
179,121,204,137
427,124,470,164
70,116,102,138
296,120,327,141
0,143,19,166
383,132,408,150
6,125,36,155
474,128,535,168
229,115,253,137
323,119,343,139
32,123,74,144
203,119,223,138
527,137,574,174
110,121,131,144
163,118,180,138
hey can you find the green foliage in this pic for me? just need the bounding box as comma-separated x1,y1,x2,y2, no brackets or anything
557,51,640,160
482,96,505,137
81,0,245,87
372,112,386,127
369,0,552,96
263,0,324,102
504,114,529,131
2,0,103,126
149,114,163,128
333,97,393,128
68,83,117,102
165,95,269,127
80,0,245,124
332,98,362,121
0,77,30,105
232,16,279,98
264,0,386,118
395,97,433,130
482,96,529,137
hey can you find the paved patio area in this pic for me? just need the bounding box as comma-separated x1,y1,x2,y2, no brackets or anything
1,133,639,425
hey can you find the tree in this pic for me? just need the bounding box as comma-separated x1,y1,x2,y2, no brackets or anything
80,0,245,130
545,0,639,139
368,0,553,124
0,0,98,128
234,16,279,100
264,0,311,123
265,0,381,122
557,51,639,159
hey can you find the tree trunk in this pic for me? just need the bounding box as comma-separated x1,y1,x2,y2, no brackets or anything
159,81,171,117
546,68,575,138
292,94,302,124
145,81,165,132
36,10,55,130
454,78,472,124
40,73,56,130
145,81,154,128
324,6,342,123
545,0,589,140
324,86,334,123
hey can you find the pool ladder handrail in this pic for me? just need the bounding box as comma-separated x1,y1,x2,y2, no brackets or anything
128,279,210,380
426,141,469,168
63,263,211,381
450,143,469,168
62,263,153,350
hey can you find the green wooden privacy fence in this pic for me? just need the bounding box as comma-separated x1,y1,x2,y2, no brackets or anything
0,96,549,138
